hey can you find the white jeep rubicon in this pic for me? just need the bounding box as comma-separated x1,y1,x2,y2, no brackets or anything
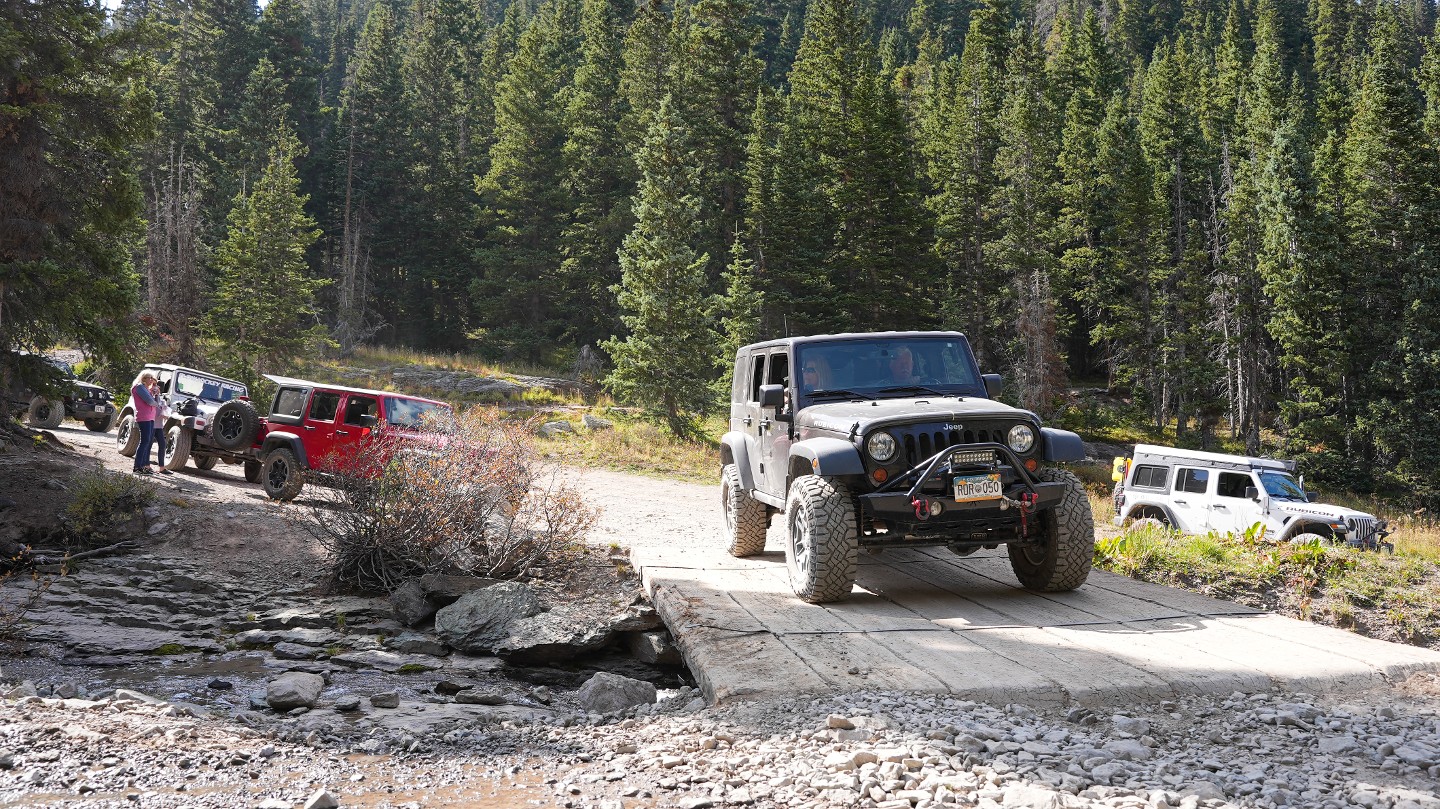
1112,444,1393,551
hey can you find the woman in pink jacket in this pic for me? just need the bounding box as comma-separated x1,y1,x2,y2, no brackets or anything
130,371,160,475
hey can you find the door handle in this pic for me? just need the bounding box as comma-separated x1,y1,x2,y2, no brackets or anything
336,429,350,436
1213,504,1228,511
759,418,772,429
303,425,314,430
1174,499,1188,506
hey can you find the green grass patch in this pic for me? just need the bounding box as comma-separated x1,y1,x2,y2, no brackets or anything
65,469,157,542
548,411,721,483
152,643,188,655
1096,522,1440,648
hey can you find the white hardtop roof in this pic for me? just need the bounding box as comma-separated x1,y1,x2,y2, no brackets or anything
1131,443,1296,473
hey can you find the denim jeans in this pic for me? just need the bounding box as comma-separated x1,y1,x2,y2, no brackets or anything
134,420,155,471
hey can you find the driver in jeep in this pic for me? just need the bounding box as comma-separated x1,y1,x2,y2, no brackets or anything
883,346,923,385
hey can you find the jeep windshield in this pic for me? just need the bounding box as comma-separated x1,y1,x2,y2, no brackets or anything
795,337,984,401
383,397,454,431
1259,471,1307,500
173,371,247,402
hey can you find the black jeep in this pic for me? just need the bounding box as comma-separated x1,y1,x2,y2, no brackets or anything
4,354,118,432
722,332,1094,603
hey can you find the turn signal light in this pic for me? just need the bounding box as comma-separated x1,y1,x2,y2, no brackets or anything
871,468,888,484
1024,459,1038,472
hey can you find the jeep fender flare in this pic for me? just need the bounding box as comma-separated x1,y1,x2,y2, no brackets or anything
1122,502,1177,525
1041,427,1085,462
788,437,865,482
260,432,308,469
720,432,757,492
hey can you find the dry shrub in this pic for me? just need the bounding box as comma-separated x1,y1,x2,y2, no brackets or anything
305,408,597,593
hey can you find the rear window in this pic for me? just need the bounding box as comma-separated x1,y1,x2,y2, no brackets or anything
1130,464,1169,489
1176,468,1210,494
272,388,307,420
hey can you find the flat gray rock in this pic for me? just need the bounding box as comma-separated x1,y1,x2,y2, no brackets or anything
577,672,656,714
266,672,324,711
329,649,445,673
434,582,541,654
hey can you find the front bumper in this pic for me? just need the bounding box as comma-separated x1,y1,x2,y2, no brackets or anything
857,442,1061,546
71,401,114,417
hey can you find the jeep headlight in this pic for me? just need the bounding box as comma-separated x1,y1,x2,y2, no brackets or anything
866,431,897,462
1007,424,1036,454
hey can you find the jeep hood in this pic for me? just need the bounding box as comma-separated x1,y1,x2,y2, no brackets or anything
72,380,108,397
1273,501,1375,522
796,397,1034,435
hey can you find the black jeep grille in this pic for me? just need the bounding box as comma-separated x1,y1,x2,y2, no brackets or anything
897,424,1008,468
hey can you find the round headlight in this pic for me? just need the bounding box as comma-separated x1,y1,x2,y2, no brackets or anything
866,431,897,462
1007,424,1036,454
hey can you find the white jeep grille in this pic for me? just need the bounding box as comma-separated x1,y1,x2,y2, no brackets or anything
1347,516,1379,544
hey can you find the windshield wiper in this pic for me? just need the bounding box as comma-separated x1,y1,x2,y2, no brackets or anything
806,388,874,401
877,385,946,397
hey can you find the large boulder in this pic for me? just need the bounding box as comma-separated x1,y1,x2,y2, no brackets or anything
577,672,656,714
392,575,502,627
493,604,614,664
266,672,325,711
390,579,432,626
434,582,542,654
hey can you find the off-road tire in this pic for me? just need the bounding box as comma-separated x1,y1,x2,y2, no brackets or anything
27,396,64,429
213,400,261,451
784,475,858,603
262,448,305,501
161,425,192,471
722,463,768,557
244,460,262,483
116,414,139,457
1008,467,1093,592
1290,532,1329,545
193,455,219,471
84,412,117,432
1130,516,1167,531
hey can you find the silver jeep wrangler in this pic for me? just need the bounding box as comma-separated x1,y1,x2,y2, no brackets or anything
720,331,1095,603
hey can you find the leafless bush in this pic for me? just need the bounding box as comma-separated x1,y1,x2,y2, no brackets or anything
304,409,597,593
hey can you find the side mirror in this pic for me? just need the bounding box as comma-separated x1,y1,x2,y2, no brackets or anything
360,414,378,429
758,384,785,410
982,374,1003,398
1305,491,1317,503
1245,486,1259,500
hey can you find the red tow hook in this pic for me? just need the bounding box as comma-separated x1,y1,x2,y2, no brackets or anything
1018,492,1039,534
912,497,930,520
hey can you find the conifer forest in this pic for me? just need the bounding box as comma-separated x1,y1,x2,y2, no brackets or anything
7,0,1440,501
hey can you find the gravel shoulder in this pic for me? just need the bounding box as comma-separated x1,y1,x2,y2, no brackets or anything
1,424,1439,808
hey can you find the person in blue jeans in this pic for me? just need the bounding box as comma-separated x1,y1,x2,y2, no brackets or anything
130,371,160,475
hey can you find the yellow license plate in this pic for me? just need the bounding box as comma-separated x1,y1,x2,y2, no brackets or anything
953,473,1003,503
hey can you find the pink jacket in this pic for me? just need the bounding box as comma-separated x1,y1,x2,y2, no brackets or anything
131,384,158,423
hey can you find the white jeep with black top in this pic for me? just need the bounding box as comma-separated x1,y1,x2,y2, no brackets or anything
1113,444,1393,551
721,331,1095,603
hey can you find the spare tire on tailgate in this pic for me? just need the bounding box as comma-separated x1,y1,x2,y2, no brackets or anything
213,399,261,450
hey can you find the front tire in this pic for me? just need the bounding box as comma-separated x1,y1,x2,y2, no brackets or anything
27,396,63,429
262,448,305,501
85,412,117,432
722,463,768,557
213,400,261,451
784,476,858,604
193,455,218,471
116,414,139,457
1008,468,1094,592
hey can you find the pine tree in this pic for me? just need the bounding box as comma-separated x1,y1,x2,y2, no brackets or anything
471,0,584,361
0,0,152,376
714,233,764,393
988,32,1065,413
205,124,326,391
1346,4,1440,497
560,0,636,351
603,97,720,436
331,1,408,349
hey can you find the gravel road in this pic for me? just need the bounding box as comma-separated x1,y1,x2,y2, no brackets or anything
1,425,1438,808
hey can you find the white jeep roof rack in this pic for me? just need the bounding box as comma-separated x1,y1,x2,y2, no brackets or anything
1130,443,1297,474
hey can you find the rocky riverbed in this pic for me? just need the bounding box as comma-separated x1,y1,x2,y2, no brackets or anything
1,673,1438,808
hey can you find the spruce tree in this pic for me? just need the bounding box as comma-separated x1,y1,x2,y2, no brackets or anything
205,124,325,391
471,0,584,361
603,97,720,436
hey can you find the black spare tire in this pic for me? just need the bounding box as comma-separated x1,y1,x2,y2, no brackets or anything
213,400,261,450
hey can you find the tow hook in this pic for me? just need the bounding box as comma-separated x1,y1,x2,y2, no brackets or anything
1018,492,1038,534
912,497,930,520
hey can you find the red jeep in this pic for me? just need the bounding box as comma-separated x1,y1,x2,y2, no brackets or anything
251,376,455,501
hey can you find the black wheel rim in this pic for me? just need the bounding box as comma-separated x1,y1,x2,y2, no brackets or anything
216,411,241,444
117,420,131,448
267,458,289,490
36,405,51,421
